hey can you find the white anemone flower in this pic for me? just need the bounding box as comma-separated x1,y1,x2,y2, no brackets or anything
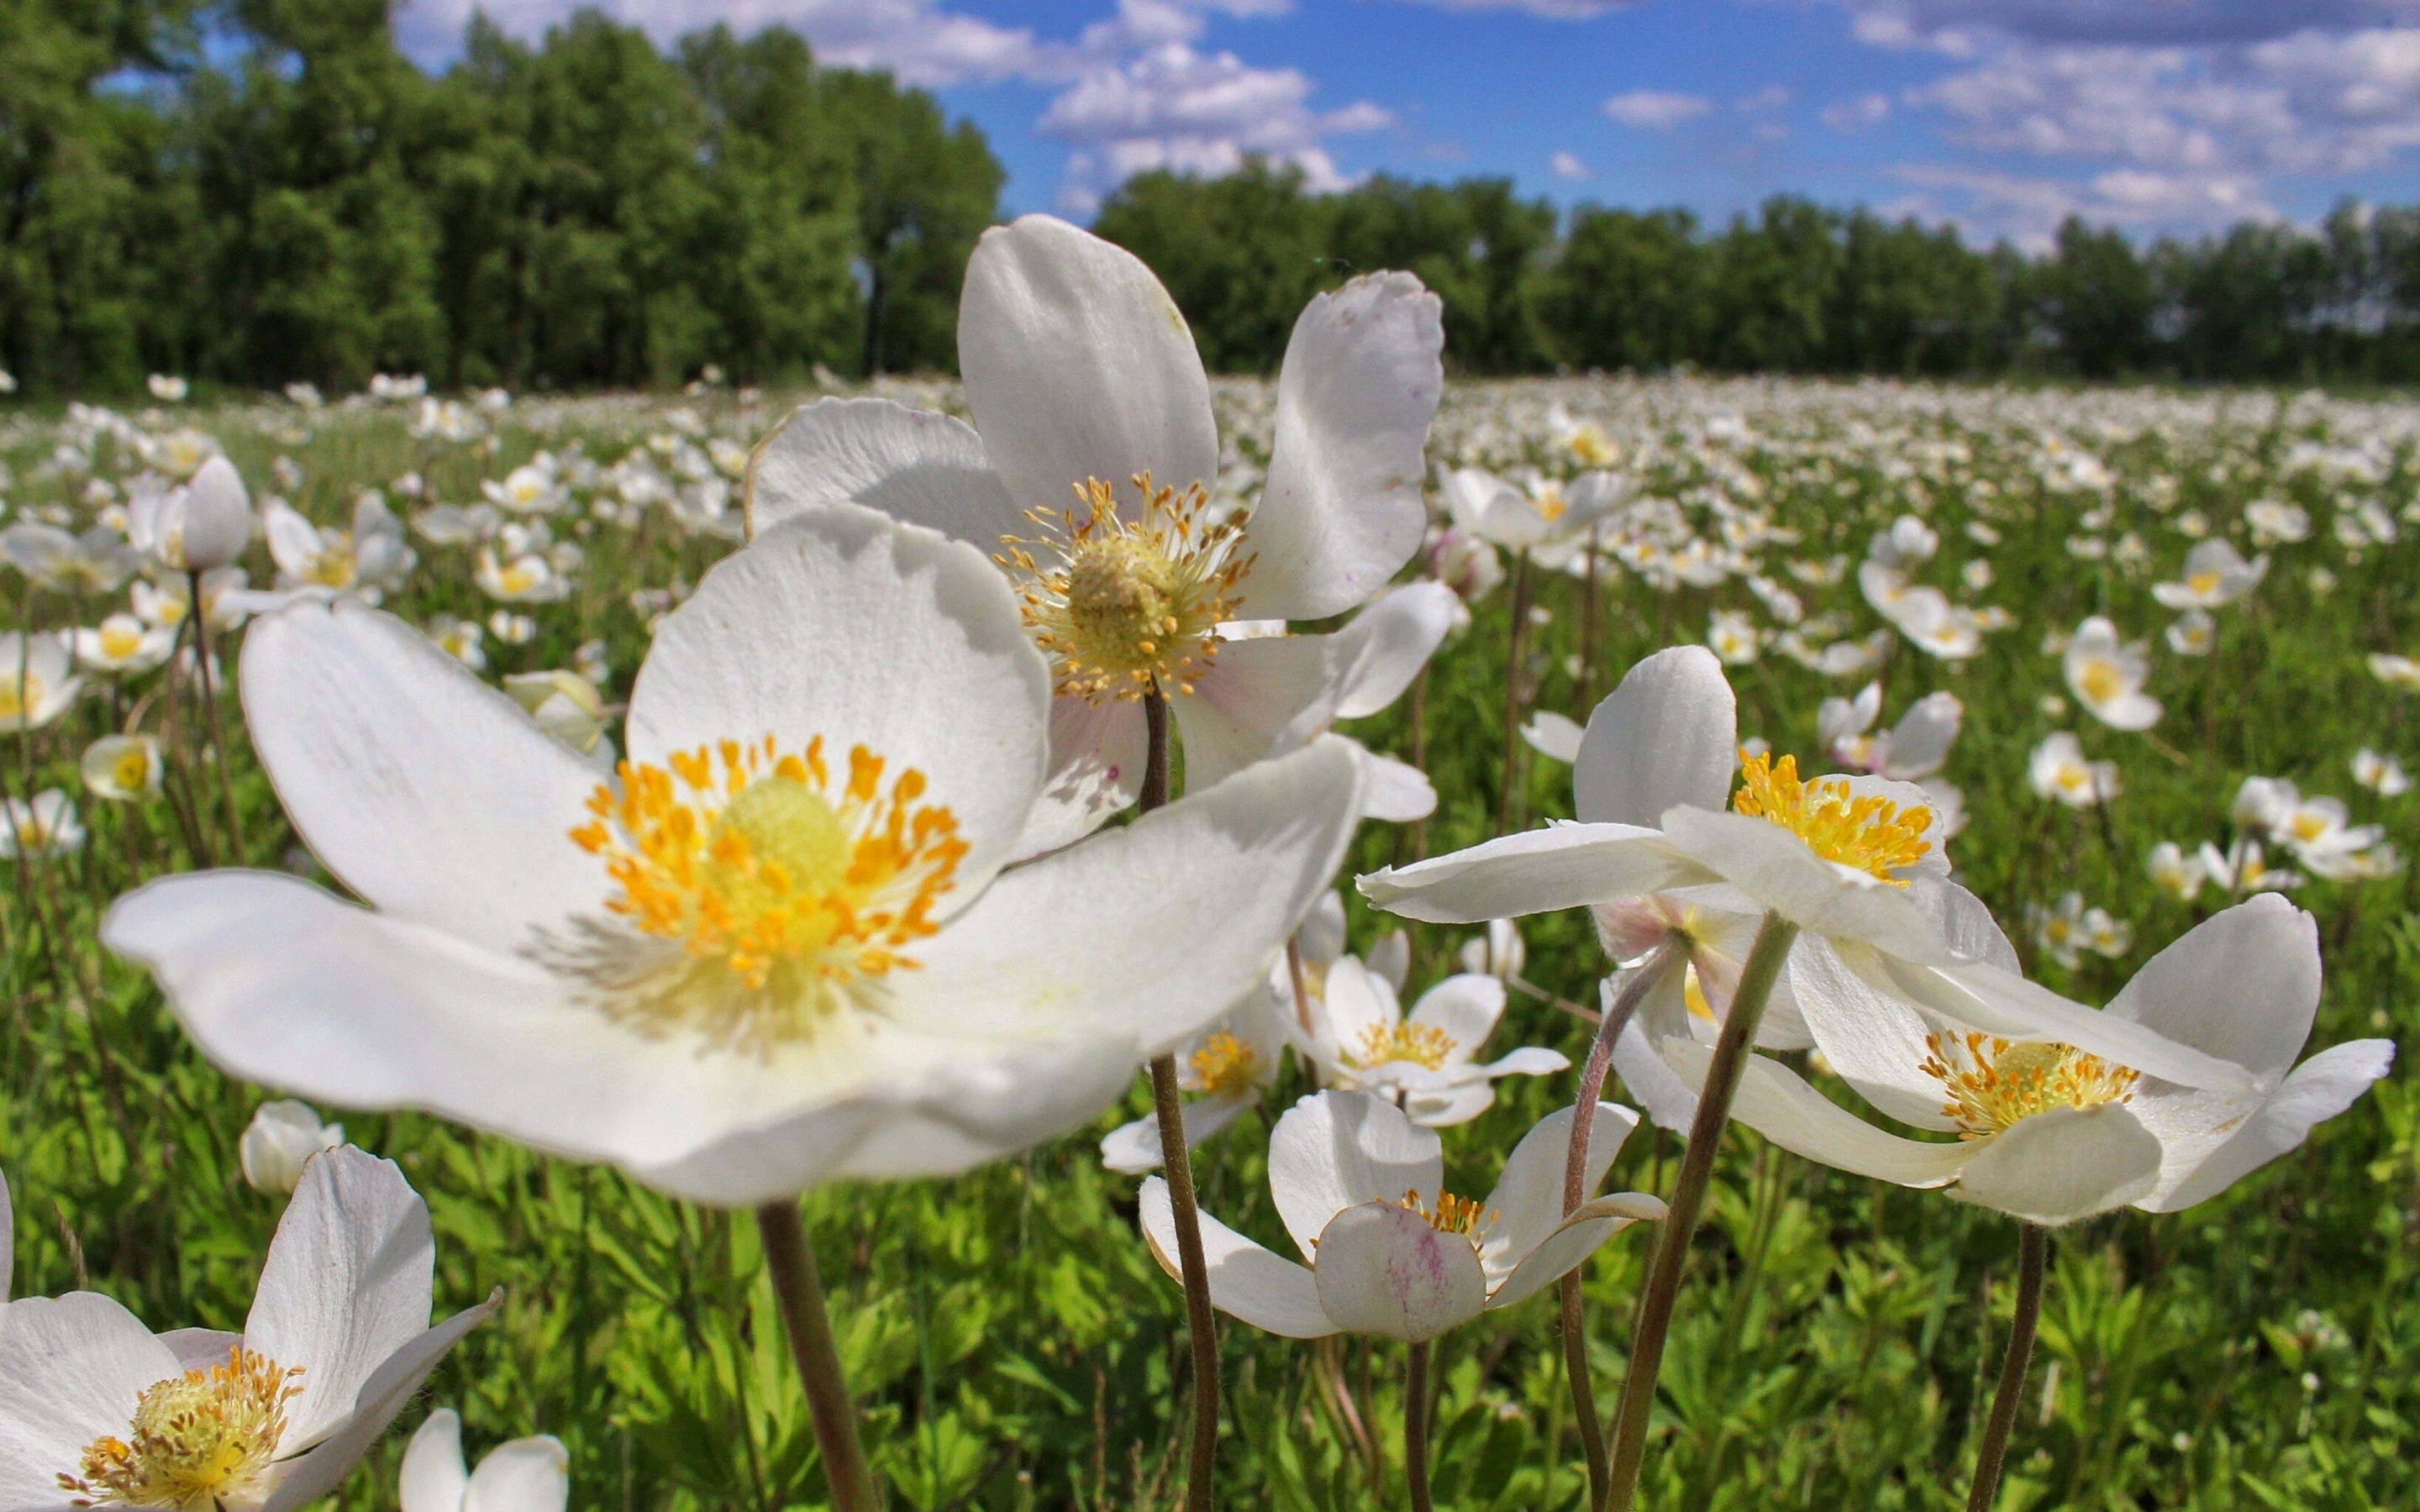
261,495,415,602
1099,987,1287,1174
0,633,82,732
104,503,1364,1205
71,612,176,675
147,373,189,402
2063,617,2161,731
1138,1090,1663,1341
2352,748,2409,797
480,457,569,517
2152,539,2265,610
2028,732,2119,809
2369,654,2420,692
1,790,87,860
1457,916,1525,981
1707,610,1761,666
2166,609,2216,657
1519,710,1586,764
1659,896,2391,1225
745,214,1445,858
2198,837,2300,896
1818,682,1961,782
82,733,166,802
1,523,143,596
1289,957,1565,1125
1361,647,2254,1093
475,549,573,604
128,456,255,573
1428,528,1504,607
1439,466,1619,554
0,1147,496,1512
401,1410,568,1512
504,670,613,764
2146,842,2207,902
240,1100,346,1196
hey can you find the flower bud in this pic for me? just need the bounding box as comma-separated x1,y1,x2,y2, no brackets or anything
239,1100,344,1196
178,456,255,570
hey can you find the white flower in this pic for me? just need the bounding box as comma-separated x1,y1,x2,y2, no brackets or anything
1818,682,1961,782
2147,842,2207,903
1440,466,1617,553
0,789,86,859
1290,958,1565,1125
2244,499,2310,547
263,495,416,601
240,1101,346,1196
2028,732,2119,809
1138,1090,1661,1341
1457,917,1525,981
1676,896,2392,1225
481,457,568,517
129,456,255,572
0,632,82,732
2063,617,2161,731
1428,528,1504,606
1960,559,1993,591
136,429,221,480
505,670,613,762
148,374,189,402
0,1147,496,1511
475,549,572,604
426,615,487,669
1707,609,1761,665
2198,837,2301,895
747,215,1445,858
1519,711,1585,764
71,612,176,675
1870,516,1938,568
2369,654,2420,692
2152,539,2266,610
1100,989,1287,1174
82,733,165,802
2,522,143,595
105,503,1365,1205
487,611,536,645
2352,748,2409,797
2165,609,2215,656
401,1409,568,1512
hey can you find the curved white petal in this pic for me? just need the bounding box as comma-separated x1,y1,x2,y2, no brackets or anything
1240,272,1442,619
1949,1105,2162,1225
1268,1090,1442,1264
2104,895,2319,1080
1612,1019,1702,1134
462,1436,571,1512
1334,583,1455,719
1098,1092,1256,1174
1359,823,1711,924
0,1293,181,1508
1320,956,1402,1054
2144,1039,2394,1211
1651,808,1954,959
1401,1079,1498,1126
157,1328,245,1373
238,598,606,957
1313,1202,1486,1342
1171,635,1344,792
401,1410,471,1512
1522,711,1586,764
1138,1179,1333,1338
1664,1038,1976,1188
1355,748,1437,822
1406,973,1505,1059
1012,696,1147,861
627,504,1050,903
1574,648,1739,827
958,216,1218,517
1479,1102,1639,1284
1786,936,1964,1131
1487,1194,1665,1313
744,398,1019,549
245,1147,435,1452
259,1292,498,1512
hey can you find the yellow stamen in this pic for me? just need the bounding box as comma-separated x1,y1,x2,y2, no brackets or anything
1398,1189,1494,1239
0,675,39,722
1352,1021,1457,1070
1187,1030,1259,1095
1730,750,1932,884
65,1347,300,1509
1919,1032,2139,1138
2075,659,2125,703
2186,570,2223,596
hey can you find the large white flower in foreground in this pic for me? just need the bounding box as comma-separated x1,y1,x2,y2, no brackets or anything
105,503,1364,1205
401,1410,567,1512
0,1148,495,1512
746,214,1446,856
1360,647,2253,1093
1139,1090,1663,1341
1655,895,2393,1225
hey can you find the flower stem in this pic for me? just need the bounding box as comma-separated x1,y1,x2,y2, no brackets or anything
1406,1340,1435,1512
754,1199,880,1512
1497,549,1533,837
1560,942,1682,1510
1600,911,1798,1512
188,570,246,858
1967,1222,2050,1512
1143,686,1218,1512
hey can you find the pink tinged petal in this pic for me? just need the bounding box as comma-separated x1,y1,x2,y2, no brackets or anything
1575,647,1739,827
1138,1179,1334,1339
0,1294,182,1508
1097,1092,1256,1175
462,1436,570,1512
400,1409,470,1512
1357,823,1710,925
1487,1195,1666,1313
1242,273,1443,619
1312,1203,1487,1342
1011,696,1146,862
1662,1039,1978,1189
1332,583,1455,719
1949,1105,2163,1226
957,215,1218,517
256,1290,500,1512
1405,973,1504,1059
2104,895,2320,1080
1268,1091,1443,1264
1478,1103,1639,1285
626,504,1050,905
245,1147,436,1452
236,599,608,957
157,1328,245,1373
2143,1040,2394,1212
1786,936,1965,1132
1170,634,1348,792
743,397,1018,548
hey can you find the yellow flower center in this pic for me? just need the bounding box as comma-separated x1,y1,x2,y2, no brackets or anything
1001,473,1250,702
102,623,143,660
1683,963,1716,1021
0,673,40,722
113,747,154,791
1730,750,1933,885
2288,811,2328,843
1920,1032,2139,1139
1534,486,1570,524
64,1347,300,1509
1187,1030,1260,1095
1353,1021,1457,1070
2186,570,2223,596
306,540,358,588
1398,1189,1494,1240
499,560,539,595
2075,659,2125,703
560,735,966,1054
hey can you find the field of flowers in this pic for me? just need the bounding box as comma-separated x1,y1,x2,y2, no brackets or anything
3,315,2417,1511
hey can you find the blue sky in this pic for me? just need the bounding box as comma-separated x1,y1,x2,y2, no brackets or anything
397,1,2420,249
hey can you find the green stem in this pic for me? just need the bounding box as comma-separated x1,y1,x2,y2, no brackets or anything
1497,549,1532,837
755,1199,881,1512
1600,912,1798,1512
188,570,246,857
1967,1223,2049,1512
1406,1341,1434,1512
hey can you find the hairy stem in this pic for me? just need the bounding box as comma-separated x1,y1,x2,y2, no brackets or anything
1967,1222,2049,1512
755,1199,881,1512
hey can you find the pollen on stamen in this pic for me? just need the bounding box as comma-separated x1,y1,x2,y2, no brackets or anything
1730,749,1933,885
1398,1189,1496,1240
1919,1031,2139,1138
1352,1021,1457,1071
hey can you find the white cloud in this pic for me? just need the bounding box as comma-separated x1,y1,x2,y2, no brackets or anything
1551,150,1591,180
1604,90,1715,129
1382,0,1644,16
1738,85,1795,113
1822,92,1894,130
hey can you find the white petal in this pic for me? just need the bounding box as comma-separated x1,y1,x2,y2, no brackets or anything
1333,583,1455,719
1406,973,1504,1059
1575,648,1739,827
1355,748,1437,822
1612,1019,1701,1133
1138,1179,1334,1339
1319,957,1402,1054
1661,1039,1976,1188
1,1167,11,1305
1656,808,1949,961
2144,1040,2394,1212
627,504,1050,903
1312,1203,1487,1342
1786,937,1963,1131
400,1409,470,1512
1486,1194,1665,1313
0,1294,181,1508
1400,1079,1498,1126
245,1147,435,1452
258,1292,499,1512
1521,711,1586,764
1171,635,1344,792
744,398,1018,549
1476,1046,1570,1079
1267,1090,1442,1264
1949,1105,2162,1225
238,598,606,957
1011,696,1146,861
2104,895,2319,1080
1358,824,1711,924
156,1328,245,1373
463,1436,571,1512
1242,273,1444,620
1479,1102,1639,1284
1097,1093,1255,1174
958,216,1218,516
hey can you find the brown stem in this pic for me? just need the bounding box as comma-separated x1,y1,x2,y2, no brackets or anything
1405,1341,1435,1512
1600,912,1798,1512
1967,1223,2050,1512
1579,533,1602,710
754,1199,881,1512
188,570,246,856
1497,549,1533,837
